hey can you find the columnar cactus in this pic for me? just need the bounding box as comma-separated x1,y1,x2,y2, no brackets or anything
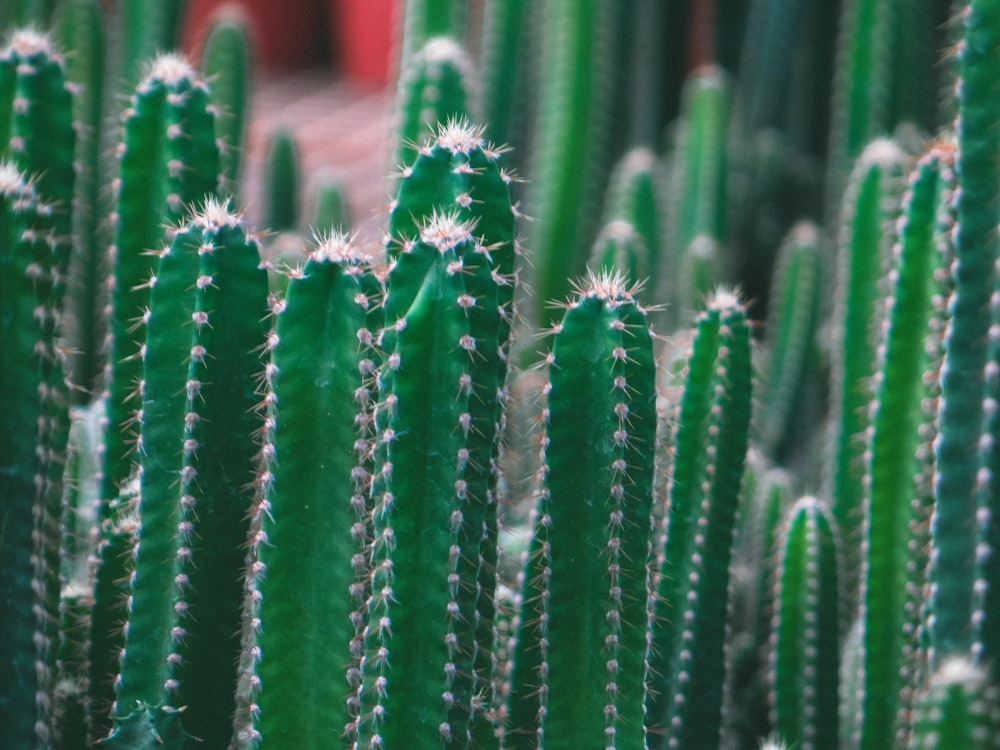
506,270,657,750
236,234,383,748
352,216,478,748
769,496,841,750
107,200,268,748
856,143,954,749
0,161,62,750
648,290,752,750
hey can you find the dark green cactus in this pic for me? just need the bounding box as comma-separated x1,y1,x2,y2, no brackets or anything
506,270,656,750
910,658,1000,749
648,290,752,750
931,0,1000,666
0,161,63,750
237,235,383,748
200,18,251,196
107,200,268,749
769,496,841,750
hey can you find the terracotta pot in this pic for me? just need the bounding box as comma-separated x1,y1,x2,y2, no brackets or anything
329,0,398,87
182,0,329,71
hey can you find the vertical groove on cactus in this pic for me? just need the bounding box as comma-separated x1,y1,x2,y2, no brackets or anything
648,290,752,750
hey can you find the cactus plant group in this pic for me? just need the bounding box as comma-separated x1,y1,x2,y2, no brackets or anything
4,0,1000,749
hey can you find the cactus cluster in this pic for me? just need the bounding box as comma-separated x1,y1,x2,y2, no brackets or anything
4,0,1000,749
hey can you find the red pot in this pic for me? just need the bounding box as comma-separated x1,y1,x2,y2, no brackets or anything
182,0,329,71
329,0,398,87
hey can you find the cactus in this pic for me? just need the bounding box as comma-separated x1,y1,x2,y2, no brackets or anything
200,18,251,196
506,270,657,750
769,496,841,750
856,142,954,749
910,658,1000,749
106,200,268,749
647,290,752,750
930,0,1000,666
237,235,383,747
827,138,906,605
0,161,63,750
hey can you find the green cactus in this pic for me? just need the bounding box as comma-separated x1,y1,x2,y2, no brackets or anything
648,290,752,750
931,0,1000,666
588,220,650,301
236,235,383,748
106,200,268,749
200,18,251,196
754,221,822,463
263,126,300,233
827,138,906,606
506,270,657,750
0,160,63,750
857,142,955,749
769,496,841,750
910,658,1000,749
394,36,476,171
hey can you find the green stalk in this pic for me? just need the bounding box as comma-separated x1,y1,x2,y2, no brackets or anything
506,271,656,750
827,138,906,607
769,496,841,750
859,143,955,749
108,200,268,749
239,236,383,747
648,291,752,750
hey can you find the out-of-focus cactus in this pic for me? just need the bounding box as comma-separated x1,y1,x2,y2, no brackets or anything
769,496,841,750
910,658,1000,749
200,18,251,196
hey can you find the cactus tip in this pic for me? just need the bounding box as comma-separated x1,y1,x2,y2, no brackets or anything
5,28,54,57
311,231,368,263
144,52,197,86
419,210,476,252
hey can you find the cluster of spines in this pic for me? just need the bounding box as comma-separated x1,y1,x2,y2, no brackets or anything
506,271,657,750
108,200,268,747
647,290,752,750
236,233,383,748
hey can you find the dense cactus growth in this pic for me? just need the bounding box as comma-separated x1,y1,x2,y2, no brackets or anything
5,1,1000,749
